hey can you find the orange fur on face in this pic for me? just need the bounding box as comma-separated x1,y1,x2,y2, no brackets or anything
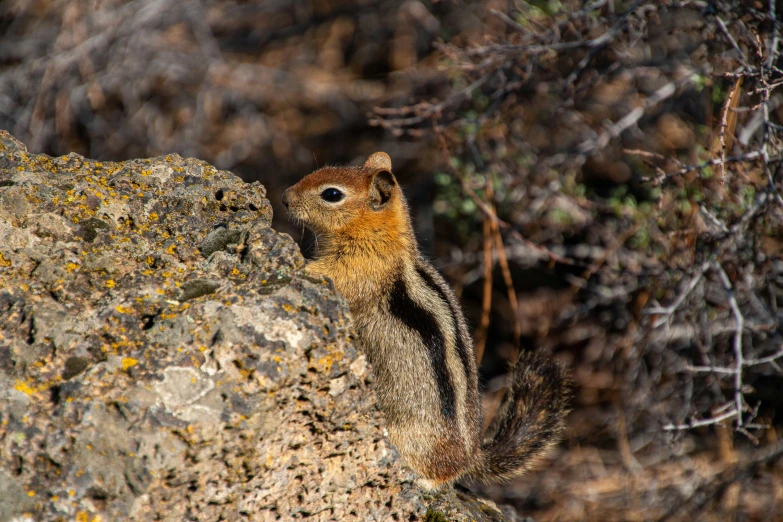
283,160,417,304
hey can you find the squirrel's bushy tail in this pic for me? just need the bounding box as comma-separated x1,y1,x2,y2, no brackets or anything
469,352,570,483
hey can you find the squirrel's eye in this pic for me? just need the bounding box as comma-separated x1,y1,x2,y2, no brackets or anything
320,188,345,203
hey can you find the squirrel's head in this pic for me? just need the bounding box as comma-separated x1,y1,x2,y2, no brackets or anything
283,152,409,242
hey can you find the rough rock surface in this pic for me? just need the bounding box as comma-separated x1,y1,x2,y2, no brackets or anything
0,131,506,521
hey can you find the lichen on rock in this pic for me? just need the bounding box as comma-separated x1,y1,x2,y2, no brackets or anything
0,131,505,521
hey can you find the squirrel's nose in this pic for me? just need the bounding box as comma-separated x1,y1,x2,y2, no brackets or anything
281,189,291,208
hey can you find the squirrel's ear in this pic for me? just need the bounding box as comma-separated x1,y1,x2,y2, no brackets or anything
364,151,392,171
368,170,396,210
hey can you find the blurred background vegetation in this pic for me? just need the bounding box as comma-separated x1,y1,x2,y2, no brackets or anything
2,0,783,520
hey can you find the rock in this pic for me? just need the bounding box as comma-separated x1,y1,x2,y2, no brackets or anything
0,130,505,521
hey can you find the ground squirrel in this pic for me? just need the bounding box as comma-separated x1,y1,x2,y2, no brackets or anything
282,152,569,487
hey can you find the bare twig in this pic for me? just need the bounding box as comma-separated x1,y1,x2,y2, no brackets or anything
576,81,679,157
713,77,743,184
714,15,750,71
491,212,522,358
645,262,710,327
474,189,494,365
663,408,738,431
687,345,783,374
713,262,746,429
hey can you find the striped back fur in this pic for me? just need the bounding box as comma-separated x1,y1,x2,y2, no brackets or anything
284,152,569,487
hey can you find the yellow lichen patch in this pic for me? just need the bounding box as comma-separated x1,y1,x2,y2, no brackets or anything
148,212,159,221
14,380,38,395
141,169,152,176
104,280,116,289
121,358,138,370
27,490,35,497
0,252,10,267
115,305,132,314
281,303,294,313
316,355,334,373
111,340,130,351
165,244,176,255
66,262,80,272
76,512,89,522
